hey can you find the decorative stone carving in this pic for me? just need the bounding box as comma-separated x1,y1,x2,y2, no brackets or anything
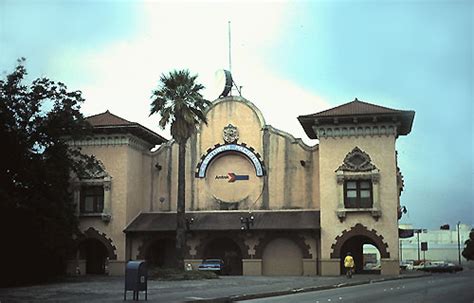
335,147,381,222
103,179,111,191
75,227,117,260
223,124,239,144
315,124,397,139
101,213,112,223
330,223,390,259
337,147,377,172
78,160,109,179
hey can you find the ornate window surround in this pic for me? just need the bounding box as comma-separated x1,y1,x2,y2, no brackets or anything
72,162,112,223
335,147,381,222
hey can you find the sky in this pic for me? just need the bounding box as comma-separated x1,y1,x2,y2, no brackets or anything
1,0,472,229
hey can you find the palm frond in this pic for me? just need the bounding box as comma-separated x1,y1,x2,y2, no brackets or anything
150,69,209,142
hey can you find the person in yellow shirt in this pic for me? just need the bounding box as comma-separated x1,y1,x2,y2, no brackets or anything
344,252,355,278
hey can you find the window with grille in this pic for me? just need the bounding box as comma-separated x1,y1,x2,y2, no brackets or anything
344,180,373,208
80,186,104,213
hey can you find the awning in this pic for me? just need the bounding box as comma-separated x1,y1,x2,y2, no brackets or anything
124,210,320,233
399,228,414,238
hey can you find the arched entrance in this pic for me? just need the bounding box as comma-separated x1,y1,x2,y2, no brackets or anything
203,238,243,275
145,238,176,268
262,238,303,276
331,224,390,275
79,239,108,274
340,236,381,274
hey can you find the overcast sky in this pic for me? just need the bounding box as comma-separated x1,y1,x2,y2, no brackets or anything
1,0,472,229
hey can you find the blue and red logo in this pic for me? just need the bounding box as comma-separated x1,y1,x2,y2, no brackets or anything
215,172,249,182
228,172,249,182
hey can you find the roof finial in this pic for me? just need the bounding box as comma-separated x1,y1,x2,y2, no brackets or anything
354,97,359,101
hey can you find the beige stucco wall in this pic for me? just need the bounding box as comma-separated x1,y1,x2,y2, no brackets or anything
264,127,319,210
319,132,400,273
76,143,129,261
73,136,154,263
126,147,152,221
151,97,320,212
243,259,263,275
262,238,304,276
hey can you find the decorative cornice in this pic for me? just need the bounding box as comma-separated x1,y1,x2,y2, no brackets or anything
314,124,397,139
68,134,153,151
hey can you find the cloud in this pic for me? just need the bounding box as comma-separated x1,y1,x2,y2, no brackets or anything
57,1,328,143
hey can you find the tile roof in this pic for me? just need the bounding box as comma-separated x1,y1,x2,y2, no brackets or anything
297,98,415,139
301,98,406,118
85,110,132,126
85,111,167,146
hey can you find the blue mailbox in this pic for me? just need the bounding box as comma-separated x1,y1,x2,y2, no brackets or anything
124,260,147,301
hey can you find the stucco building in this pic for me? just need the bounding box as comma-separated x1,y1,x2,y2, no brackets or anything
67,96,415,276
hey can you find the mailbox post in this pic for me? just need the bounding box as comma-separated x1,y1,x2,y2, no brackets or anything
124,260,148,301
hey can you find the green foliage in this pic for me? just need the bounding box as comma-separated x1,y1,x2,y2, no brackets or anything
150,69,211,144
148,267,218,281
462,230,474,261
0,59,99,286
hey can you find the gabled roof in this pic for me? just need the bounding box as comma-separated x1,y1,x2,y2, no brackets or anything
86,110,133,126
85,111,167,146
298,98,415,139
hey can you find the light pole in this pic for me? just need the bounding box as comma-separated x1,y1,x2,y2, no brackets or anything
457,221,461,266
414,229,421,262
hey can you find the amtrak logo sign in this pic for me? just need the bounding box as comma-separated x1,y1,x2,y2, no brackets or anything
195,143,265,178
216,172,250,182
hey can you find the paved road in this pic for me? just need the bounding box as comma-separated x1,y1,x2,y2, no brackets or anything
238,270,474,303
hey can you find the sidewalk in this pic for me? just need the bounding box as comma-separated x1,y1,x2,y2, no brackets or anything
0,271,430,303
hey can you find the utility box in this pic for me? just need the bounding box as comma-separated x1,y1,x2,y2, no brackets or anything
124,260,147,301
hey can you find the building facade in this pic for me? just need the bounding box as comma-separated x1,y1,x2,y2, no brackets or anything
399,223,473,266
67,96,415,276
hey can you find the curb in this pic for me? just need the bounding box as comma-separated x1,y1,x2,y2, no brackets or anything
184,274,430,303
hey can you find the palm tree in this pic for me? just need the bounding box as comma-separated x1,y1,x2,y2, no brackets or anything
150,69,210,270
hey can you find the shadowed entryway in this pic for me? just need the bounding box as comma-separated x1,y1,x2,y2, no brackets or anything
203,237,243,275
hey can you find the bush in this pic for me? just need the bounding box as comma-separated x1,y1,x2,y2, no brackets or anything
148,267,219,281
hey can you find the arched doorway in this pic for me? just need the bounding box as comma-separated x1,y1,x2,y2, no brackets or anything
262,238,303,276
79,239,108,274
203,238,243,275
145,238,176,268
340,236,381,274
331,224,390,275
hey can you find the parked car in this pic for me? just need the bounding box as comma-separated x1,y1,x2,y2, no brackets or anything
400,260,414,270
416,261,463,273
198,259,225,274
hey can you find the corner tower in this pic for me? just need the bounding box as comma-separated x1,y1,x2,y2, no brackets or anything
298,98,415,275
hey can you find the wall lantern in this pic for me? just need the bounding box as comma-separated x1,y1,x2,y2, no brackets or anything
240,214,255,230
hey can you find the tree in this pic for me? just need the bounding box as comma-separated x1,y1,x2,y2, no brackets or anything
150,70,210,270
0,59,98,285
462,229,474,261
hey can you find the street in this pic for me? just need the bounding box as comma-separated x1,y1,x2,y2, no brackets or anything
238,270,474,303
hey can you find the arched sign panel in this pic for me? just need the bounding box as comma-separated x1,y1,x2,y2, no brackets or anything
195,143,265,178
